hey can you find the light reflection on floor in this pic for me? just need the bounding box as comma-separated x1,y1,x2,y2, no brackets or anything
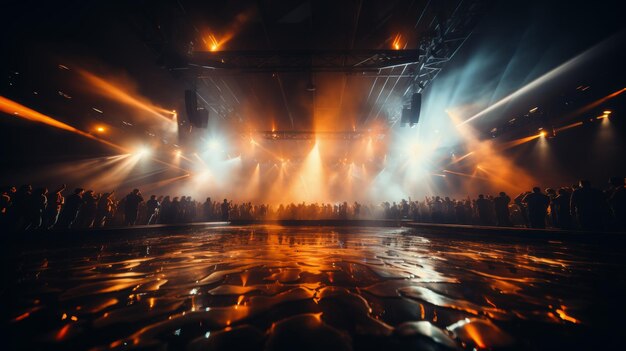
4,226,625,350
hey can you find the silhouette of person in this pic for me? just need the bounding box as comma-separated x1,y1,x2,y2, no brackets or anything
56,188,84,229
124,189,144,226
95,191,115,228
571,180,606,231
79,190,98,228
522,187,550,229
203,197,213,221
0,186,11,229
26,187,48,230
146,195,159,225
43,184,65,229
607,176,626,231
493,192,512,226
551,188,572,229
221,199,230,221
475,194,492,225
546,188,558,227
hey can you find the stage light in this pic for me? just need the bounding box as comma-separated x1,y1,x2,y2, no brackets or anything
137,147,151,157
95,126,105,133
208,139,221,150
603,110,612,114
392,34,402,50
539,131,547,138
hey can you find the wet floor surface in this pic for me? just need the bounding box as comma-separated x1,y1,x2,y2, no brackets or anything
3,226,626,350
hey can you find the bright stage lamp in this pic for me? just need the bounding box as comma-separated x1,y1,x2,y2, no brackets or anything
208,140,220,150
137,147,151,157
539,131,547,138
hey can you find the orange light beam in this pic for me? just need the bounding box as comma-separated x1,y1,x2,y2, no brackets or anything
1,96,128,153
141,174,191,192
565,87,625,120
392,34,402,50
1,96,189,173
442,169,490,181
497,134,541,151
449,151,474,164
77,70,175,123
555,121,583,132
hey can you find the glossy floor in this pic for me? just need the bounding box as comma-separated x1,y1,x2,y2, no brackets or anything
4,226,625,350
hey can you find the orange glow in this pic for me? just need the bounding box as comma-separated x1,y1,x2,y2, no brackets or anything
0,96,127,152
56,324,71,341
96,126,106,133
392,34,402,50
449,109,538,193
77,70,175,123
450,151,474,164
464,324,487,348
567,88,625,120
556,306,580,324
207,34,220,51
12,312,30,322
539,130,547,137
555,121,583,132
202,8,255,52
498,134,541,151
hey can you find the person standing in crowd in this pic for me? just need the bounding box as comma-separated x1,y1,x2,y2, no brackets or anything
170,197,181,222
546,188,558,227
26,187,48,230
203,197,213,221
522,187,550,229
79,190,98,228
475,194,492,225
56,188,84,229
553,188,573,229
607,176,626,231
124,189,144,226
0,186,12,228
570,180,606,231
146,195,160,224
43,184,65,229
493,192,511,226
95,191,115,228
221,199,230,221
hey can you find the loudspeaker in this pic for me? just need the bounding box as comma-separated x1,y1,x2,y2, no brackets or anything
185,90,197,117
184,90,209,128
410,92,421,125
189,108,209,129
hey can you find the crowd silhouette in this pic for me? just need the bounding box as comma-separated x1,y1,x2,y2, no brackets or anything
1,177,625,232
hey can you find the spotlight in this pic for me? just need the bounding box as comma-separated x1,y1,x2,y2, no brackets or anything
137,147,151,157
208,139,220,150
603,110,612,114
95,126,105,133
539,131,547,138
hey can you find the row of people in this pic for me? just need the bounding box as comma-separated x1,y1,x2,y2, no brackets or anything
1,177,625,231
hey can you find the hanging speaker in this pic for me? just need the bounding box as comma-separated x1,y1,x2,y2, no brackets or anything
410,92,421,125
190,108,209,129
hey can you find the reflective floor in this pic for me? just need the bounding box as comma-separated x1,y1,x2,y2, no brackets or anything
4,226,625,350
